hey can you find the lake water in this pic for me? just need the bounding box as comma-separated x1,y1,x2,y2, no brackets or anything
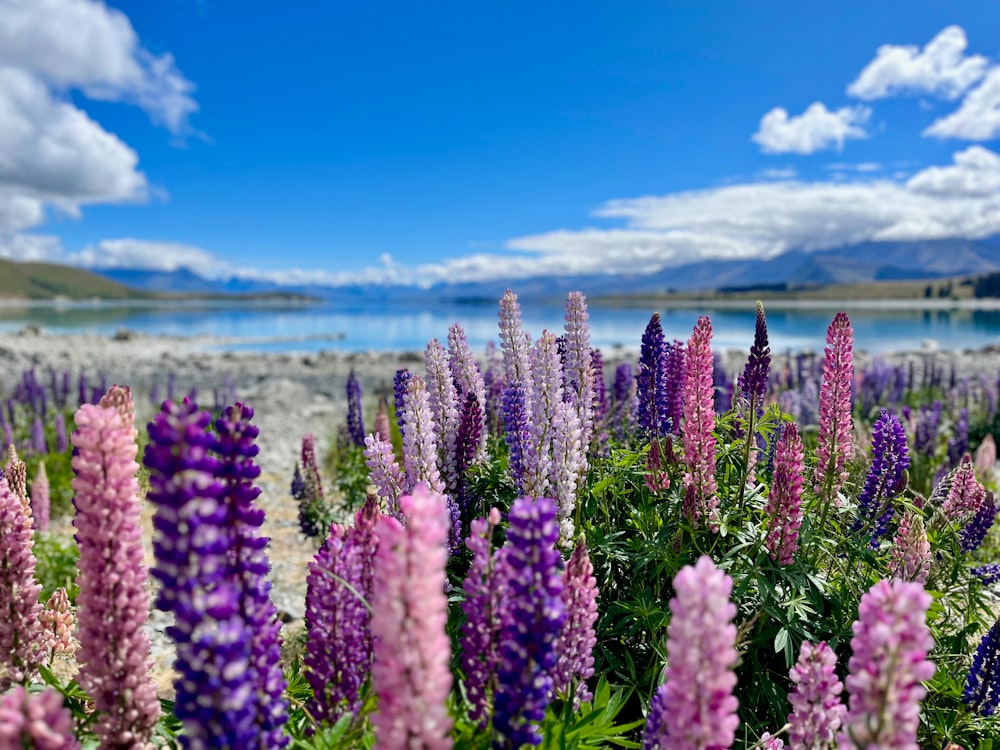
2,300,1000,354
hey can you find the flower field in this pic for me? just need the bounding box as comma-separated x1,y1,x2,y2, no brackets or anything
1,290,1000,748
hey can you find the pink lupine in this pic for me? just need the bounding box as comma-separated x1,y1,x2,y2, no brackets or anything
814,312,854,507
0,685,79,750
0,476,44,690
760,734,784,750
426,339,460,494
30,461,49,533
838,579,935,749
764,423,805,566
975,434,996,480
72,403,161,747
563,291,595,459
364,433,406,518
4,446,27,515
552,537,599,706
448,323,488,463
370,484,453,749
942,455,982,524
888,509,931,585
401,375,445,494
40,588,75,664
643,555,739,749
682,317,719,530
374,395,392,444
98,384,137,436
787,641,845,750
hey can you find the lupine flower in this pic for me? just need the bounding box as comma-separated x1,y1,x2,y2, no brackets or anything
942,455,982,524
854,410,909,543
552,537,599,706
393,368,412,429
592,348,607,422
961,489,997,553
948,407,970,467
888,509,931,584
976,434,997,480
494,496,566,748
212,404,289,747
30,462,48,533
371,484,453,749
645,437,672,494
787,641,845,750
502,381,532,494
638,313,671,437
738,301,771,408
563,291,595,456
914,400,943,458
364,433,406,518
460,508,503,729
643,555,739,750
524,331,563,498
838,579,935,749
499,289,533,393
40,587,75,664
0,685,79,750
682,317,719,530
765,423,805,566
814,312,854,506
374,395,392,444
305,496,379,727
974,563,1000,585
426,339,460,494
964,618,1000,716
297,433,326,537
4,447,26,511
346,370,366,448
72,402,161,747
664,341,685,434
145,398,257,748
454,392,483,524
30,417,46,454
1,425,11,454
551,398,585,542
760,734,784,750
401,375,445,494
448,323,488,463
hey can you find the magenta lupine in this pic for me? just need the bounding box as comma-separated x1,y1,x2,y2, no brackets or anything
838,579,935,750
72,403,161,748
888,509,931,585
764,423,805,566
552,537,599,706
305,497,379,726
0,476,44,690
787,641,845,750
563,291,595,458
942,455,982,524
40,587,75,664
643,555,739,750
448,323,488,463
814,312,854,507
524,331,563,498
552,397,585,542
760,734,784,750
370,484,453,749
460,508,503,729
401,375,445,494
682,317,719,530
364,433,406,518
0,685,80,750
30,461,48,533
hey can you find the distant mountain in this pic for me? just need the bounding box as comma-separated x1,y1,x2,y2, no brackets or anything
0,259,150,300
98,267,222,294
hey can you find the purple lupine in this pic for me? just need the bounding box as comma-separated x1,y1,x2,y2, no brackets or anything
144,398,258,748
888,509,931,585
814,312,854,507
426,339,461,494
682,317,719,530
370,484,453,749
643,555,739,750
552,537,599,706
494,496,566,748
948,407,970,467
964,618,1000,716
502,382,531,494
914,400,943,458
454,392,483,524
764,423,805,566
212,404,289,747
942,455,983,524
401,375,444,494
592,348,607,423
29,462,48,534
54,413,68,453
838,579,935,749
0,685,80,749
72,403,161,747
738,301,771,410
460,508,503,729
346,370,366,448
637,313,671,437
364,433,406,518
712,352,734,414
0,476,44,690
961,488,997,552
611,362,638,442
787,641,845,750
305,497,379,726
563,291,595,457
664,341,685,436
1,424,11,453
297,433,326,538
854,410,909,543
483,341,506,438
525,331,563,498
448,323,488,463
393,368,412,430
30,417,45,454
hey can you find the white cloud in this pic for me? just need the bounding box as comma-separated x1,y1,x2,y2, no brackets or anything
906,145,1000,196
825,162,883,173
848,25,988,101
752,102,870,154
0,232,64,262
924,67,1000,141
72,238,230,276
0,0,198,133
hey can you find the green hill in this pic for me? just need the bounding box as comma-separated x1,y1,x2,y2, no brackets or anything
0,259,152,300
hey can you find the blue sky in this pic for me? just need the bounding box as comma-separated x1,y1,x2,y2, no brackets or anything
3,0,1000,286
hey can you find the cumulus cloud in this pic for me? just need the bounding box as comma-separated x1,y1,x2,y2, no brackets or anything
752,103,870,154
848,25,988,101
923,67,1000,141
71,239,232,277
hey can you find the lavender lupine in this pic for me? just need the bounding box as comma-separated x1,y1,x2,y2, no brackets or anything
0,476,44,690
838,579,935,750
682,317,719,530
40,587,75,664
460,508,503,729
0,686,80,750
30,462,48,533
888,509,931,585
961,488,997,553
814,312,854,509
363,433,406,518
764,423,805,566
552,398,586,542
854,410,910,543
30,417,46,454
305,497,379,726
787,641,845,750
592,348,607,422
72,402,161,748
346,370,366,448
501,382,531,494
552,537,599,706
563,291,595,457
499,289,533,394
212,404,289,747
145,399,257,748
370,484,453,749
494,496,566,748
426,339,461,494
54,413,68,453
401,375,445,494
964,618,1000,716
643,555,739,750
637,313,671,437
524,331,563,498
448,323,488,463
